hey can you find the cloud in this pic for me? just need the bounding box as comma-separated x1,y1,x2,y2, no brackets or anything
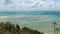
0,0,60,11
53,0,60,2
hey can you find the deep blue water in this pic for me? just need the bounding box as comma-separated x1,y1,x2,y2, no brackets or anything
0,11,60,16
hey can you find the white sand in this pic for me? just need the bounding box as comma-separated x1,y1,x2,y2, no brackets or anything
44,32,54,34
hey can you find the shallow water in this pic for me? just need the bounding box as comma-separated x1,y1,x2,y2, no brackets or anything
0,11,60,33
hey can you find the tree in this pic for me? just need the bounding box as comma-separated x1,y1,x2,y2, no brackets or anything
16,24,20,30
4,22,12,31
0,22,4,26
22,27,43,34
22,27,27,31
56,28,60,34
16,24,22,34
52,22,57,34
4,22,14,32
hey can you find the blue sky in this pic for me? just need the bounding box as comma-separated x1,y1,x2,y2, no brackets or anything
0,0,60,11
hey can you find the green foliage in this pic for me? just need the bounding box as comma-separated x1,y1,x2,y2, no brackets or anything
0,22,15,32
22,27,44,34
4,22,13,31
0,22,44,34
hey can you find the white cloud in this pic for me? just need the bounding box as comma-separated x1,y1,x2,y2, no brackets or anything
0,0,60,11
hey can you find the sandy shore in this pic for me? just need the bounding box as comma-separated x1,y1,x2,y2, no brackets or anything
44,32,54,34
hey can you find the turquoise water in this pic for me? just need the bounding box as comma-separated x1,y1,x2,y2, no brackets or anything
0,11,60,33
0,11,59,15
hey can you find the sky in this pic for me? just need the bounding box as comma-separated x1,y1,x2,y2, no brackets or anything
0,0,60,33
0,0,60,11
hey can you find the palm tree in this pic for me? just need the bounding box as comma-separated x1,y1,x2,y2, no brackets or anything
56,28,60,34
52,22,57,34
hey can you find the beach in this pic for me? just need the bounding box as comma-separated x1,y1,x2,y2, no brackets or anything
0,11,60,34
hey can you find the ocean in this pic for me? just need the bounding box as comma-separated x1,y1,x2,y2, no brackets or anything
0,11,60,33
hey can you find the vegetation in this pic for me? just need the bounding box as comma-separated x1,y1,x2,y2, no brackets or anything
52,22,60,34
52,22,57,34
22,27,44,34
55,28,60,34
0,21,44,34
